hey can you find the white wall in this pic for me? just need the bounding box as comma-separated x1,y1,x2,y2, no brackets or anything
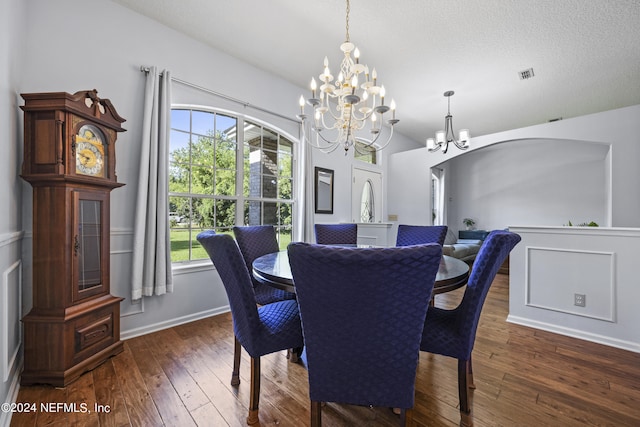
446,138,610,232
1,0,27,422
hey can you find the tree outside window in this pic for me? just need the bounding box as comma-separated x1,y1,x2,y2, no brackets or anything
169,109,294,262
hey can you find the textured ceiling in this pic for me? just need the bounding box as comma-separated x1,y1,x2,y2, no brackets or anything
112,0,640,145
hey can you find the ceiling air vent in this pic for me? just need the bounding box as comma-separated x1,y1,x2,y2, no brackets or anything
518,68,535,80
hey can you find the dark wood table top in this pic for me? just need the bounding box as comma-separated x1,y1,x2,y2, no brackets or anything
253,249,470,294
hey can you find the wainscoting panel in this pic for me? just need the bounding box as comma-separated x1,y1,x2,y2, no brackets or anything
509,226,640,353
2,260,21,382
525,246,615,321
110,228,142,317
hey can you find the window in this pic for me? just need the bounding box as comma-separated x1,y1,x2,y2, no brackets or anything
354,140,377,164
243,121,294,248
169,108,295,262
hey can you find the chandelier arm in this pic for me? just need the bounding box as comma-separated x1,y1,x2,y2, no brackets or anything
453,140,468,150
370,125,395,151
445,113,468,150
354,117,368,131
320,103,345,123
350,107,373,123
308,131,343,154
427,143,442,153
444,115,454,143
301,120,343,153
313,126,349,147
317,111,341,131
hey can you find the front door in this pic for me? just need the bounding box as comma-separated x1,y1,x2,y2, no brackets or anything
352,167,382,223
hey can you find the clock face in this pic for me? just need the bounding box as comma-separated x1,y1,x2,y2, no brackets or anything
75,124,106,177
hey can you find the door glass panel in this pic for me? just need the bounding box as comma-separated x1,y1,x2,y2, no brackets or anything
360,180,375,223
78,200,101,291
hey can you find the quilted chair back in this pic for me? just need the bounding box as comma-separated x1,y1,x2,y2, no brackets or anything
197,231,276,357
233,225,280,286
314,223,357,245
457,230,520,354
233,225,296,305
288,242,442,411
396,225,448,247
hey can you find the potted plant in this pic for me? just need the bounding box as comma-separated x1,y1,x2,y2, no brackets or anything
463,218,476,230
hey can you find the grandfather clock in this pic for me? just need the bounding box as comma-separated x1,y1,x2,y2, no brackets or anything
20,89,125,386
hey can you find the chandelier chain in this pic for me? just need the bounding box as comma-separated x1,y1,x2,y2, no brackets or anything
345,0,350,42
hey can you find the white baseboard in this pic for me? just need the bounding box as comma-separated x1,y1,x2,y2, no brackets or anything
0,360,22,427
120,306,230,340
506,314,640,353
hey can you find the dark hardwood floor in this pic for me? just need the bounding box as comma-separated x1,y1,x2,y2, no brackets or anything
10,274,640,426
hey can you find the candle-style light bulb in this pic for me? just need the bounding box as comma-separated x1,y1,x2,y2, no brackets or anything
354,47,360,64
351,75,358,94
310,77,317,98
299,95,305,114
372,68,377,85
390,99,396,119
380,85,386,105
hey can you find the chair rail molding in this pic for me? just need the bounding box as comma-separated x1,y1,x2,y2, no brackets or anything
0,231,24,248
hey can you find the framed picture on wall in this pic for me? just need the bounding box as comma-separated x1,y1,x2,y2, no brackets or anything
314,167,334,214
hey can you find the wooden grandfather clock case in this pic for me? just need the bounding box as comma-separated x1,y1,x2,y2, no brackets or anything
20,89,126,386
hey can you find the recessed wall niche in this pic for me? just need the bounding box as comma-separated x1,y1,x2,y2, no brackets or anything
441,138,610,230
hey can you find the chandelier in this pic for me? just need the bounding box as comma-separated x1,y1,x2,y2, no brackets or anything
427,91,470,154
297,0,398,155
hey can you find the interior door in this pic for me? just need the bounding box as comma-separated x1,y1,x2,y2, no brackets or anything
352,167,382,223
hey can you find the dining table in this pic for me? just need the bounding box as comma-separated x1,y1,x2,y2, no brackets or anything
252,247,470,295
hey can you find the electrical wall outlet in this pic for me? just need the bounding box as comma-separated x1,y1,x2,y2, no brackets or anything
574,293,586,307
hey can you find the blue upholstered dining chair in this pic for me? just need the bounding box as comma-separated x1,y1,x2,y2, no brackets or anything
419,230,521,427
232,226,297,387
196,231,304,425
314,223,357,245
288,242,443,426
396,224,448,247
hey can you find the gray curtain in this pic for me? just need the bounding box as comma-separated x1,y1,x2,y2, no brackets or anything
294,122,315,243
131,66,173,300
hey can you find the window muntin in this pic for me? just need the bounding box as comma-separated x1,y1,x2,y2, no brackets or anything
169,109,294,262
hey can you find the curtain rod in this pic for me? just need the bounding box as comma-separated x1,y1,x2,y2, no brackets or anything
140,66,300,124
